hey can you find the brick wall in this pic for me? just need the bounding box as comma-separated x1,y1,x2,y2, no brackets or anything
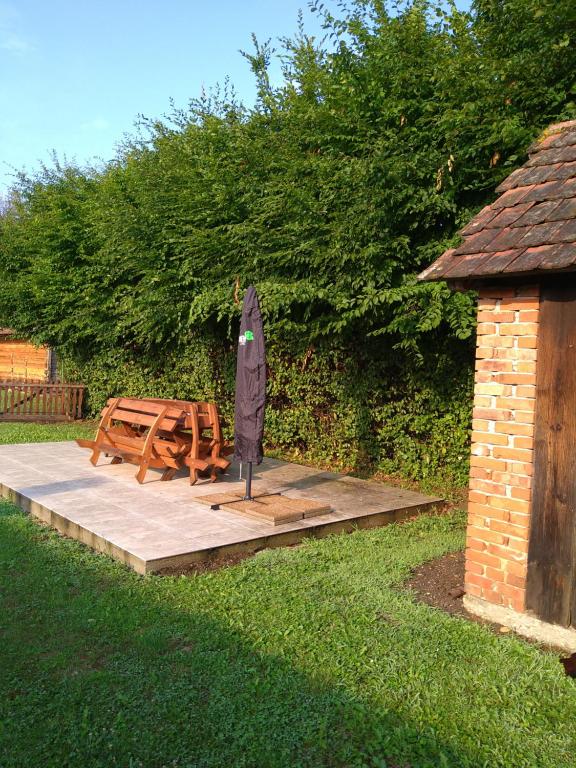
465,284,540,613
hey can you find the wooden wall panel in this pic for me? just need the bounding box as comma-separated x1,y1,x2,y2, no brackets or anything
526,280,576,627
0,340,50,380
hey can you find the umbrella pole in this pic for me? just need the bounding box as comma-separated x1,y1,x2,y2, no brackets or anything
244,461,253,501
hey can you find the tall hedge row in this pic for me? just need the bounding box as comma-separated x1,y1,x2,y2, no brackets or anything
0,0,574,486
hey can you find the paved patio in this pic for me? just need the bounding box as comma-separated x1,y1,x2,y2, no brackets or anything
0,442,442,573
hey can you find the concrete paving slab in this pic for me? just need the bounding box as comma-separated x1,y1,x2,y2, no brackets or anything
0,441,443,573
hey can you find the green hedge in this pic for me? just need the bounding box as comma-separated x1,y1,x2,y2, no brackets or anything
64,334,474,488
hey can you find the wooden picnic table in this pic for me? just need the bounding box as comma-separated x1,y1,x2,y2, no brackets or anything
143,398,233,483
77,397,232,484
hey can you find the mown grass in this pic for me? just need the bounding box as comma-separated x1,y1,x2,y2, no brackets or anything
0,420,95,444
0,426,575,767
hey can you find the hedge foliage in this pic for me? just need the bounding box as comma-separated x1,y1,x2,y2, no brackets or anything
0,0,574,486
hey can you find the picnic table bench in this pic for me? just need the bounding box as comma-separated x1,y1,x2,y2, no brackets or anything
144,398,233,483
76,397,232,484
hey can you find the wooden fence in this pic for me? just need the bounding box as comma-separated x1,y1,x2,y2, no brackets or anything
0,382,85,421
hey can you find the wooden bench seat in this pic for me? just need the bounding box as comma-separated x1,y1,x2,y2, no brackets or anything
143,398,233,484
76,397,190,483
77,396,233,485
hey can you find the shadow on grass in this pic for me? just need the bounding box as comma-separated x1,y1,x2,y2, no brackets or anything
0,504,478,768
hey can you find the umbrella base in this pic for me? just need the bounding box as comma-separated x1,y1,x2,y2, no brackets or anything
196,493,332,526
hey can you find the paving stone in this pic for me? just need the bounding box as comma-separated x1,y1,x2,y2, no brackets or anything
0,442,442,573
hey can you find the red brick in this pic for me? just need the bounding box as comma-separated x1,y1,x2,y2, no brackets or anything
504,559,528,577
491,471,532,488
473,408,513,422
508,511,531,527
499,323,539,336
471,430,509,445
474,384,513,397
510,594,526,612
489,519,530,539
470,456,507,471
506,573,527,589
487,543,525,561
509,485,532,501
505,537,529,554
472,418,491,431
492,446,533,461
466,560,484,575
510,410,535,425
500,297,540,310
495,373,537,386
508,461,534,476
476,323,498,335
486,566,506,582
480,335,515,348
467,515,487,530
495,398,535,411
517,361,537,373
466,549,503,569
467,572,498,591
467,537,487,552
466,583,483,597
468,517,490,534
468,485,489,500
488,495,531,514
518,336,538,349
469,479,508,496
469,468,491,482
477,507,511,523
476,347,497,360
481,588,504,605
476,360,514,372
516,386,536,399
494,347,537,361
495,422,534,436
518,310,539,322
467,502,495,516
496,582,525,600
477,298,497,310
468,525,506,545
513,436,534,450
477,310,516,322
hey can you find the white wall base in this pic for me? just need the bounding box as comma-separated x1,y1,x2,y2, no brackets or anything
464,594,576,653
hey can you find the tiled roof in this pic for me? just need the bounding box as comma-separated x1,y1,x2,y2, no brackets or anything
419,121,576,283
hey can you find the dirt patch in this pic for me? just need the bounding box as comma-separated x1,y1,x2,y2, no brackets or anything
406,549,503,633
406,549,471,619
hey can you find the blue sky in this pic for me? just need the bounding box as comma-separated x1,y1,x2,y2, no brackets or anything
0,0,470,194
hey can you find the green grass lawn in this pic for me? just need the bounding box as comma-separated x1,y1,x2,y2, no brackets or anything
0,426,575,767
0,420,95,445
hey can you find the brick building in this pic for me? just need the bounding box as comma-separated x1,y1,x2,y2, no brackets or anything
419,120,576,648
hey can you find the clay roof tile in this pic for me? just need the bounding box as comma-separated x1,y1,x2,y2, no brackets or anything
555,219,576,243
418,121,576,282
487,202,534,229
526,145,576,168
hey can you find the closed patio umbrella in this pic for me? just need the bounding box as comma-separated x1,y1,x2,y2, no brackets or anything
234,286,266,500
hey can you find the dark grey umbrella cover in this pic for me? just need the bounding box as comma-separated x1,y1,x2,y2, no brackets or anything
234,286,266,465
